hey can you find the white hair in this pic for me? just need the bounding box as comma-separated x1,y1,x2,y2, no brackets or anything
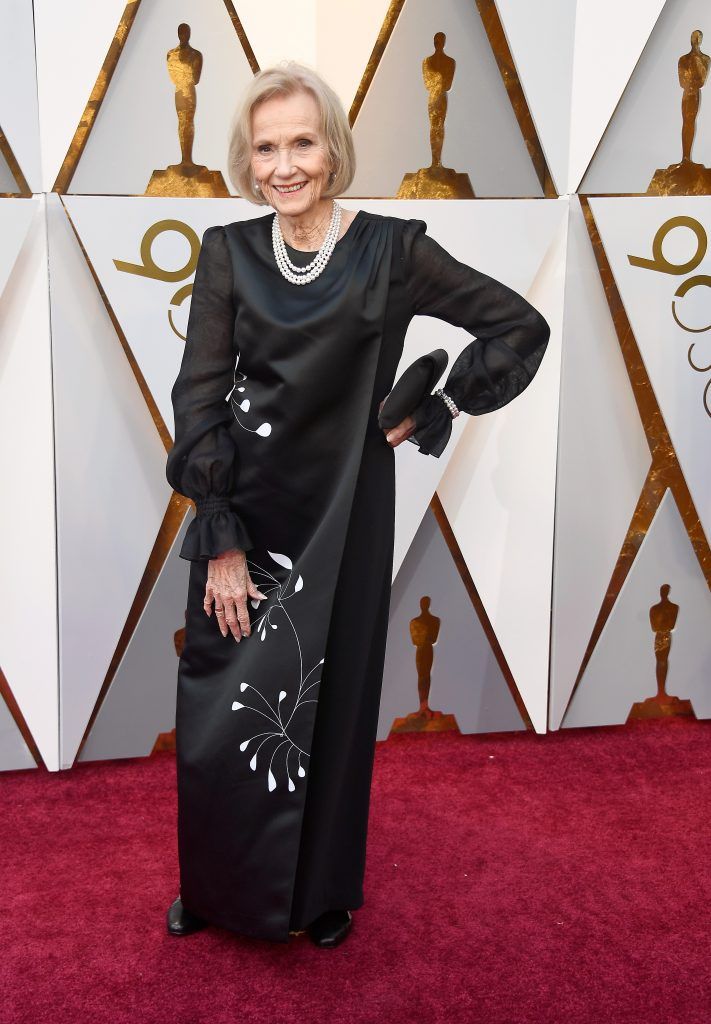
227,60,356,204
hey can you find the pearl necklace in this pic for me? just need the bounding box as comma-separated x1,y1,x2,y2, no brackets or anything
272,201,342,285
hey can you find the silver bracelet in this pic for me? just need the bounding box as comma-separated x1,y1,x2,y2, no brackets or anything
433,388,460,418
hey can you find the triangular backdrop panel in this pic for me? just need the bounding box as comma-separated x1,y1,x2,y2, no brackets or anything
563,490,711,727
240,1,315,68
580,0,711,195
0,139,22,194
47,195,172,768
567,0,666,193
64,0,255,195
437,199,569,734
591,196,711,546
0,690,36,772
0,198,59,770
33,0,129,192
346,0,541,198
0,0,42,191
378,507,525,740
495,0,576,195
79,510,192,762
0,200,37,300
358,198,563,584
317,0,397,118
549,195,650,730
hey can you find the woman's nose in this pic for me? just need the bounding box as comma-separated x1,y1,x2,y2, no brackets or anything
276,146,296,178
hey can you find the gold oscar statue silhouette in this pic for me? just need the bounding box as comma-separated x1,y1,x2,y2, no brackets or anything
647,29,711,195
396,33,475,199
627,584,694,720
390,597,460,734
145,23,230,197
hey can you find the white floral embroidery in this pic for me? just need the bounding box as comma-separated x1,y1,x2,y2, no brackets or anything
225,352,272,437
231,550,324,793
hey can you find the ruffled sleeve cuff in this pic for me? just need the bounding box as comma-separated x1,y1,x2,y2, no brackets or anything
179,496,254,562
407,394,454,458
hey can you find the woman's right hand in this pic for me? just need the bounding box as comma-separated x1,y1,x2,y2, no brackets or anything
378,397,417,448
204,548,268,642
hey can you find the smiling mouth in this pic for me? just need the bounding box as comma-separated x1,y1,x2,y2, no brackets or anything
273,181,308,194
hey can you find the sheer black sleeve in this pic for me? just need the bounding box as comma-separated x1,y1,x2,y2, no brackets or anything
401,218,551,457
165,225,254,561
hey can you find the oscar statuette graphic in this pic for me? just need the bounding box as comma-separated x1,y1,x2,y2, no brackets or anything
396,33,475,199
627,585,694,720
145,23,230,197
647,29,711,195
390,597,459,734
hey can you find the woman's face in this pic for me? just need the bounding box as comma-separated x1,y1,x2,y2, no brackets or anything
250,90,332,217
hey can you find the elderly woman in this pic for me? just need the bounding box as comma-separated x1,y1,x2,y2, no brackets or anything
165,61,550,949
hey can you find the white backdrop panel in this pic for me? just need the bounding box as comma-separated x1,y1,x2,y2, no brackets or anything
317,0,395,117
0,197,58,770
438,200,569,734
33,0,128,191
549,195,651,730
47,195,173,768
495,0,576,196
239,0,315,68
0,697,36,772
79,509,192,762
0,0,42,191
0,200,36,299
568,0,666,193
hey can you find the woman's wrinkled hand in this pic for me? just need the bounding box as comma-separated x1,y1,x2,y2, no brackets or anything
378,398,417,448
204,548,268,642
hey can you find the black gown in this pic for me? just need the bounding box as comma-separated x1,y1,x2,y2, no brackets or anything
165,208,550,943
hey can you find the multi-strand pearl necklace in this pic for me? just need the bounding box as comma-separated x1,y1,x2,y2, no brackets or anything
272,200,342,285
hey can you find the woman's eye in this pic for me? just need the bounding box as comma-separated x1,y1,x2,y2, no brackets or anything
257,145,271,154
297,139,312,147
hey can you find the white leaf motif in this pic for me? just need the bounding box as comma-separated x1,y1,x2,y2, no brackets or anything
268,551,293,570
229,549,322,794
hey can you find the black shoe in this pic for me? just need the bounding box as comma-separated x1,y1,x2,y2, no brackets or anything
306,909,353,948
166,896,208,936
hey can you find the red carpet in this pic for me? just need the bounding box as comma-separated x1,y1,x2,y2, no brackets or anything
3,718,710,1024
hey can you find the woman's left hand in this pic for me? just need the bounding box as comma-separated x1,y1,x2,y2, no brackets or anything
379,399,417,448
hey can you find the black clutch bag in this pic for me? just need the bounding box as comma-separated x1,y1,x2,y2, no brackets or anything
377,349,449,430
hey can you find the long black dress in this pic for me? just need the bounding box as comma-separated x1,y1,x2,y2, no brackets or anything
165,208,550,943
